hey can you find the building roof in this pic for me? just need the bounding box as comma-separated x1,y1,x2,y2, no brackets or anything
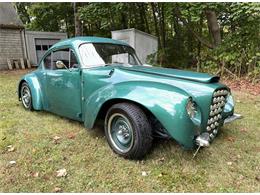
111,28,158,40
0,2,24,29
51,36,130,49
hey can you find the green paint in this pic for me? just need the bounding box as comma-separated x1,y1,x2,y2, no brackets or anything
18,37,235,149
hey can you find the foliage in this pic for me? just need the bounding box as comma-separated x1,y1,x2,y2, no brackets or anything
15,2,260,78
15,3,74,37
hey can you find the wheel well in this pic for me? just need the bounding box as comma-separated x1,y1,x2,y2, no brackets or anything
96,98,154,121
95,98,170,138
18,80,26,99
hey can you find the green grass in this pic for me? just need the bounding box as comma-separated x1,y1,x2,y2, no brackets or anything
0,70,259,192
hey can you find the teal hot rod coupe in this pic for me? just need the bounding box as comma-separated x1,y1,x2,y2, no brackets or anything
18,37,240,159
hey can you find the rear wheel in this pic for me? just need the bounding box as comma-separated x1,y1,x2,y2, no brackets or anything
20,82,33,110
105,103,153,159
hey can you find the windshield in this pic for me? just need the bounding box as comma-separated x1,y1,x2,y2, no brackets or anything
79,43,142,68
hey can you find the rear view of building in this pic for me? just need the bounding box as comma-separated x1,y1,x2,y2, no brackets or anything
0,3,26,70
111,28,158,64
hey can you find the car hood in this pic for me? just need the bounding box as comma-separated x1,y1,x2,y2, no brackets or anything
118,65,220,83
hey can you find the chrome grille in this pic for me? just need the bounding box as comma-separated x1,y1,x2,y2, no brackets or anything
206,89,228,139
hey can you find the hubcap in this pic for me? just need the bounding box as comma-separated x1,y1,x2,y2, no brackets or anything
107,113,134,153
21,85,31,109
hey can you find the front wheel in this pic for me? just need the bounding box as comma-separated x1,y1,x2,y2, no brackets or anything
20,82,33,110
105,103,153,159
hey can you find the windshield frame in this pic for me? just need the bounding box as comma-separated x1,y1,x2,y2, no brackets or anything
78,42,142,68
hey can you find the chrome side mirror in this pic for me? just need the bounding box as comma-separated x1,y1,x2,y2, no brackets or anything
56,60,65,69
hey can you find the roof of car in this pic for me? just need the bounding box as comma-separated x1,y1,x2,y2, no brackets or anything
52,36,130,49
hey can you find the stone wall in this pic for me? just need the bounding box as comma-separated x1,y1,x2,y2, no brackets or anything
0,28,24,70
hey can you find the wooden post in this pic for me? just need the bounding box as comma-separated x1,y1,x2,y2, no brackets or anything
20,58,25,69
14,60,20,69
7,58,13,70
26,59,31,68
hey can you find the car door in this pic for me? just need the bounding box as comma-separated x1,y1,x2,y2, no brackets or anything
45,47,82,121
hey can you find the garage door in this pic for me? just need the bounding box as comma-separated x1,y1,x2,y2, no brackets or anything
35,38,60,63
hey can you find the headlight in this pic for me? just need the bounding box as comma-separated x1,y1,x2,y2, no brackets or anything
186,97,202,126
224,92,234,113
186,98,197,118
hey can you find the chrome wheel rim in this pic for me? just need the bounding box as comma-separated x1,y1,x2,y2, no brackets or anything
21,85,31,109
107,113,134,153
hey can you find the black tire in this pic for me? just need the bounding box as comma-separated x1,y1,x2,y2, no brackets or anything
105,103,153,159
20,82,33,111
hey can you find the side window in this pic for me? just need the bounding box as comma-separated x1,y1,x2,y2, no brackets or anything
43,53,52,69
52,48,70,69
70,50,79,68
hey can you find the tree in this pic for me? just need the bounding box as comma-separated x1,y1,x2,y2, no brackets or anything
15,2,260,78
74,2,82,36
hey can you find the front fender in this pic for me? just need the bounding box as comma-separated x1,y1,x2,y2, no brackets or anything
18,73,43,110
84,81,197,149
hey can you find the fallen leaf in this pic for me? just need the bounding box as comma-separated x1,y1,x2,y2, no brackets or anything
67,132,76,139
158,173,164,177
227,161,232,166
141,171,147,176
32,172,39,178
238,175,244,180
9,161,16,166
53,136,61,140
53,187,62,192
56,168,67,177
43,175,50,181
53,136,61,144
7,145,15,152
240,128,248,133
226,136,236,142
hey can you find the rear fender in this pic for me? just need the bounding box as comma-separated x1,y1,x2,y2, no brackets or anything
18,74,43,110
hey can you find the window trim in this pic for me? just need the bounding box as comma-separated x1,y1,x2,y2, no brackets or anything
78,42,142,69
40,45,81,70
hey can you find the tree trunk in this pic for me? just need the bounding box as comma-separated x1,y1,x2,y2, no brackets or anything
160,4,166,50
141,3,150,33
151,3,161,49
121,12,128,29
74,2,82,36
137,3,146,32
175,6,214,49
187,8,193,57
205,10,221,47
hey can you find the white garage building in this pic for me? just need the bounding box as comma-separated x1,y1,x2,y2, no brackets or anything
111,28,158,64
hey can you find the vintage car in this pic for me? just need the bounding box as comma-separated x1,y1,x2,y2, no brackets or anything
18,37,240,159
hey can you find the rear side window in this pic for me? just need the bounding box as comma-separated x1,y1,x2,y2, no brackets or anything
43,53,52,69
